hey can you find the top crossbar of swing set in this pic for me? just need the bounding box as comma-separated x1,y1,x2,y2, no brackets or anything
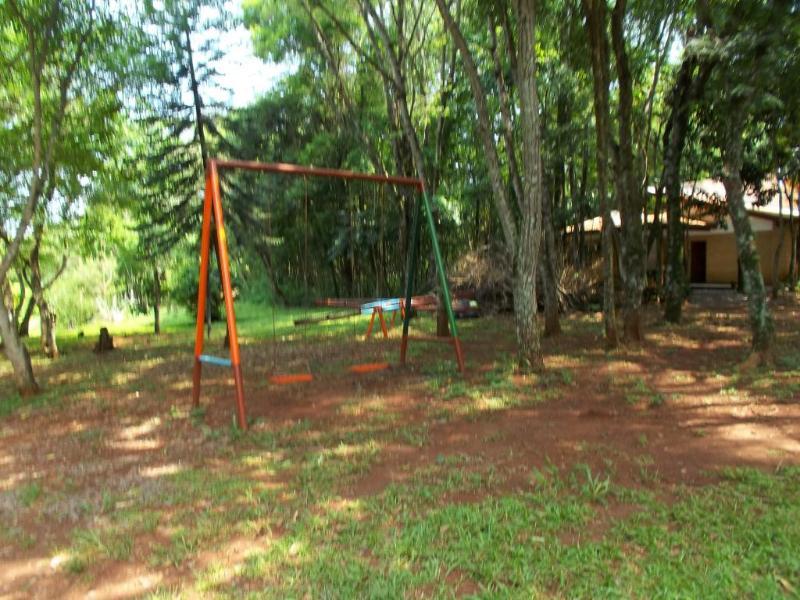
212,158,425,190
191,157,466,430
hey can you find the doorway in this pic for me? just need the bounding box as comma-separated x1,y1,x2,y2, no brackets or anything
690,240,707,283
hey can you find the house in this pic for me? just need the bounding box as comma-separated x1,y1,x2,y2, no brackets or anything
677,179,798,286
567,178,799,287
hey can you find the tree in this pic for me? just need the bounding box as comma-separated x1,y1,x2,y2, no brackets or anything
660,46,712,324
23,223,68,358
246,0,463,336
0,0,122,393
697,0,799,363
136,0,227,251
581,0,619,348
433,0,547,370
609,0,646,343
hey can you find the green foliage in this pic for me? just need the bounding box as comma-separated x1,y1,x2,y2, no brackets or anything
169,253,224,320
134,0,228,252
18,482,42,507
48,256,118,329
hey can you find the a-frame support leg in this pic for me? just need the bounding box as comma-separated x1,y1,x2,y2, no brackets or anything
192,171,214,407
192,161,248,429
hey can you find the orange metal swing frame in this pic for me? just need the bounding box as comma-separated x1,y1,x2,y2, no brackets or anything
191,158,465,429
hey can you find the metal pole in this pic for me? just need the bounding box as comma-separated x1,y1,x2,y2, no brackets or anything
421,193,465,372
400,189,423,365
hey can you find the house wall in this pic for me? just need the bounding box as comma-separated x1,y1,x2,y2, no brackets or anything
566,218,798,288
687,219,796,286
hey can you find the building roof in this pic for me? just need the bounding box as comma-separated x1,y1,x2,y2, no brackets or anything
680,178,799,220
567,210,707,234
569,178,799,234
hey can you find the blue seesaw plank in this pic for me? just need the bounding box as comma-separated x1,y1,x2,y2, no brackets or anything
360,298,402,315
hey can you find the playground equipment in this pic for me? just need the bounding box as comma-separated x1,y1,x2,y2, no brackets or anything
191,158,465,429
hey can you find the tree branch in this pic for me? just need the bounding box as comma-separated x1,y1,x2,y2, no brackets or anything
310,0,394,82
434,0,517,250
488,12,523,214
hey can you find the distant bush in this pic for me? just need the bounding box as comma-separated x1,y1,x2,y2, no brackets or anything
49,256,119,328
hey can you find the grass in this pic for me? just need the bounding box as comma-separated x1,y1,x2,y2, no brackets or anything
620,375,665,408
221,463,800,598
18,482,43,507
50,414,796,598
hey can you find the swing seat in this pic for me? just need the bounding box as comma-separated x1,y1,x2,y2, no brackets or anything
198,354,232,367
348,362,390,374
268,373,314,385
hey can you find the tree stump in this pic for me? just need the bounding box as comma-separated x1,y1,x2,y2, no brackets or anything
94,327,114,353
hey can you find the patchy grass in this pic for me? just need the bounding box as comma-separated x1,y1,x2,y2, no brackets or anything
222,463,800,598
1,301,799,597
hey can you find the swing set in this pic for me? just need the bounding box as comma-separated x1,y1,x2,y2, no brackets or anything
191,158,465,429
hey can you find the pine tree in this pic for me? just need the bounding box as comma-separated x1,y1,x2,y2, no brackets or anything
137,0,227,251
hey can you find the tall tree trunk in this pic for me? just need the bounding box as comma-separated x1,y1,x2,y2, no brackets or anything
18,297,35,338
541,190,561,336
540,93,563,337
722,118,773,363
435,0,544,370
512,0,546,369
582,0,618,348
771,178,786,299
782,179,797,289
359,2,452,337
28,226,58,359
662,56,709,322
434,0,517,252
185,27,208,167
153,265,161,335
611,0,645,343
0,273,39,395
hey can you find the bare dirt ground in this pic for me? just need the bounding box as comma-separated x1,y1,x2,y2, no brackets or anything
1,297,798,598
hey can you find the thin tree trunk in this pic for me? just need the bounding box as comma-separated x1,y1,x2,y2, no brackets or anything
648,186,664,288
12,270,26,325
302,0,391,178
487,12,523,210
722,118,773,363
359,2,452,338
28,226,58,359
153,265,161,335
541,189,561,336
185,27,208,166
540,94,563,337
772,178,786,299
18,297,35,338
0,273,38,395
433,0,517,250
582,0,618,348
37,301,57,359
662,56,710,322
782,178,796,289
